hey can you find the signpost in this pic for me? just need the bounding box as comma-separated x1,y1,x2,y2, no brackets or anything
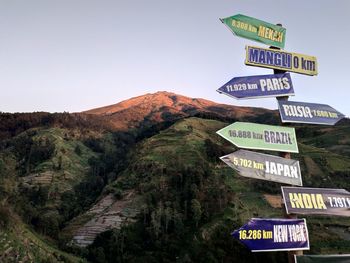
216,13,348,262
216,122,299,153
245,45,318,76
231,218,310,252
282,187,350,216
220,150,302,186
217,73,294,99
220,14,286,48
278,100,345,125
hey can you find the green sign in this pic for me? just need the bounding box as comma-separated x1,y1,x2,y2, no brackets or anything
216,122,298,153
220,14,286,48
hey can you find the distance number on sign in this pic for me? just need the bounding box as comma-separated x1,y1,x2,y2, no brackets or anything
238,229,273,240
229,130,251,138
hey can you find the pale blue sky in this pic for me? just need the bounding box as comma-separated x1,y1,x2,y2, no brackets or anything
1,0,349,115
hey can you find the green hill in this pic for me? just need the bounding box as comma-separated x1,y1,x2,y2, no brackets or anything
0,115,134,262
0,99,349,262
0,211,84,263
0,127,98,262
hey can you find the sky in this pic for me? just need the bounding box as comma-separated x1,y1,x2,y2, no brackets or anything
1,0,349,116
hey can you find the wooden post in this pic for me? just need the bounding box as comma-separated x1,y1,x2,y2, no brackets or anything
273,23,302,263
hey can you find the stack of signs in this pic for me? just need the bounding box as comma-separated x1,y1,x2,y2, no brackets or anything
218,13,346,255
217,14,309,252
231,218,309,252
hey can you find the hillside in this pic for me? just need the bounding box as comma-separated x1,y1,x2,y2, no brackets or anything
81,117,350,262
0,93,349,262
0,211,84,263
0,127,99,262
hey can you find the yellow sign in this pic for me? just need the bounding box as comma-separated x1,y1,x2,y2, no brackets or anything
245,46,318,76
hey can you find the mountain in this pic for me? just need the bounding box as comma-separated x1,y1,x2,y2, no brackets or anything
84,91,275,130
0,92,349,262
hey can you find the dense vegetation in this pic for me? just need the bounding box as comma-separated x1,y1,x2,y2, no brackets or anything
0,110,350,262
0,113,132,262
88,118,350,263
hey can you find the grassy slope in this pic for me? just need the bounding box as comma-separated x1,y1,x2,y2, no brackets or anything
25,128,98,192
139,117,224,165
0,127,99,262
0,214,85,263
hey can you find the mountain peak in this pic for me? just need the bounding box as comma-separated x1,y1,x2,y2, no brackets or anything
84,91,216,115
83,91,269,130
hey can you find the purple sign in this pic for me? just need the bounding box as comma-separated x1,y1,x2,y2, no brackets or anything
278,100,345,125
217,73,294,99
232,218,310,252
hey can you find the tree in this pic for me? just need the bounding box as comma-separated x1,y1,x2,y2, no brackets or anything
204,139,224,162
95,247,106,263
0,205,10,228
74,145,82,156
191,199,202,227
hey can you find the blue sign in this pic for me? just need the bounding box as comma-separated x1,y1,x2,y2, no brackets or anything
217,73,294,99
232,218,310,252
278,100,345,125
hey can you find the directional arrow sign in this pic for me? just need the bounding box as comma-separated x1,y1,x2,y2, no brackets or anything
278,100,345,125
220,14,286,48
245,45,318,76
282,187,350,216
220,150,302,186
232,218,310,252
216,122,298,153
217,73,294,100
